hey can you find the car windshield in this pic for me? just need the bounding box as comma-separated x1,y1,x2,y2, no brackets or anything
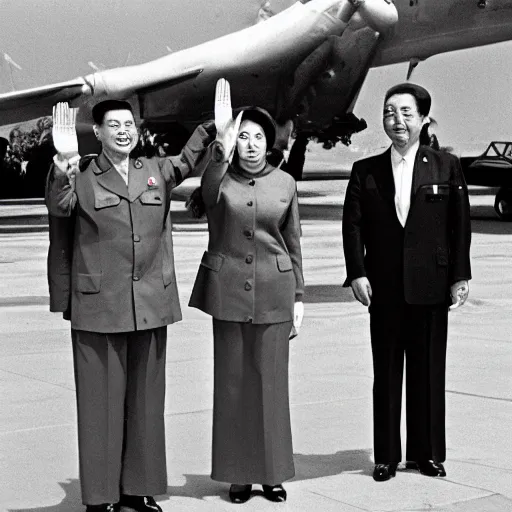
482,142,512,160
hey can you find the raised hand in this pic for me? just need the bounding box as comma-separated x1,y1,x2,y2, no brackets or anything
52,102,79,159
52,102,80,183
214,78,243,163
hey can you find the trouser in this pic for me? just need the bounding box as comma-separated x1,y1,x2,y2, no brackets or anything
211,319,295,485
369,302,449,464
71,327,167,505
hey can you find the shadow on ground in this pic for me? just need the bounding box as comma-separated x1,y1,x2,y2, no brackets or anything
9,479,81,512
304,284,355,303
162,448,373,503
9,450,373,511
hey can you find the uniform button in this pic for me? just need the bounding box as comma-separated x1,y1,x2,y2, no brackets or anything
133,234,141,242
133,275,140,281
249,179,255,186
245,255,253,264
243,229,253,239
247,201,253,207
244,281,252,291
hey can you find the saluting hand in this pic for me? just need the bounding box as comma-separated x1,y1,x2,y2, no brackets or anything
351,277,372,307
214,78,243,163
52,102,80,184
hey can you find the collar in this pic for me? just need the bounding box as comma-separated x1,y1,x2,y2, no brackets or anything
390,141,420,167
94,151,132,175
232,161,275,180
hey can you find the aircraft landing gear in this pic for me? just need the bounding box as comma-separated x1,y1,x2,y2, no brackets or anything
494,187,512,221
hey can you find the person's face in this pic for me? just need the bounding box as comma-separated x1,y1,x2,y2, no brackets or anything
94,109,139,157
383,93,426,150
236,119,267,170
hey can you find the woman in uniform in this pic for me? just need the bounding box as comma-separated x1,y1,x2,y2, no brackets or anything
189,79,304,504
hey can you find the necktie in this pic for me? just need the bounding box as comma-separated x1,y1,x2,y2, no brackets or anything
396,157,409,227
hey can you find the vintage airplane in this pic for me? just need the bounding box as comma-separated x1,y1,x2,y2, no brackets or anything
1,0,512,203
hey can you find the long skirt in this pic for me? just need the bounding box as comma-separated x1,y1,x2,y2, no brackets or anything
211,319,295,485
72,327,168,505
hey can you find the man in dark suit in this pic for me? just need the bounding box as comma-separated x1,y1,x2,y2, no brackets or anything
46,100,212,511
342,83,471,482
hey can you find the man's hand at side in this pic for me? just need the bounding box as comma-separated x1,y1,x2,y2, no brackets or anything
449,280,469,310
351,277,372,306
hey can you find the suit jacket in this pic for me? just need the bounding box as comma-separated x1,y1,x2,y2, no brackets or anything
45,124,211,332
342,145,471,305
189,156,304,324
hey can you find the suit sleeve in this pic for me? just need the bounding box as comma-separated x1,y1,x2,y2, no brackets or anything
281,186,304,301
47,213,74,318
45,163,77,217
342,162,366,286
160,124,214,186
200,142,230,207
449,155,472,282
44,164,76,318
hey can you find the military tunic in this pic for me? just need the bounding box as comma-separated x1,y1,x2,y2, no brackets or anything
45,124,211,505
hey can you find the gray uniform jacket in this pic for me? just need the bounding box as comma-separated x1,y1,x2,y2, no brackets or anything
189,155,304,324
46,125,211,332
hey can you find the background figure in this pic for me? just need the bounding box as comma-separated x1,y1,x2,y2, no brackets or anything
189,79,304,504
342,83,471,483
46,100,212,512
267,132,310,181
419,116,440,150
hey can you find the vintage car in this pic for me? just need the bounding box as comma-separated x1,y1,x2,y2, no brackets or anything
466,141,512,221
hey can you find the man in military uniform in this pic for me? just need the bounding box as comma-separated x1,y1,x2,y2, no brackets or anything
46,100,213,512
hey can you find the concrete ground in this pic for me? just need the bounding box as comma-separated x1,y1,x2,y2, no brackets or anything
0,181,511,512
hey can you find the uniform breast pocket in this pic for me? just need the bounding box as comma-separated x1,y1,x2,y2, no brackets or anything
95,193,121,209
423,184,450,203
140,190,163,205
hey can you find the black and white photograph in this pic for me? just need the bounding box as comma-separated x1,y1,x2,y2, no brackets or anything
0,1,511,511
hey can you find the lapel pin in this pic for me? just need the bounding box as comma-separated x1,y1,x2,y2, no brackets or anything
134,159,143,169
422,156,428,163
148,176,157,187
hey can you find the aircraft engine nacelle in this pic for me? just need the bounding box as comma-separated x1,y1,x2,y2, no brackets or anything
346,0,398,34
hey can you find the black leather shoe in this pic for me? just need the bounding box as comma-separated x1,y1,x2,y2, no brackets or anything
85,505,118,512
434,462,447,477
119,495,162,512
262,484,287,502
372,463,397,482
406,460,446,477
229,484,252,504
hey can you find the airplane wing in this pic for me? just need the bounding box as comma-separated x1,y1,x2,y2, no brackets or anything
0,0,398,132
0,79,87,126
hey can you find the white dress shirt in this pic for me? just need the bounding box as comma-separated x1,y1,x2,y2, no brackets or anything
114,161,129,185
391,141,419,227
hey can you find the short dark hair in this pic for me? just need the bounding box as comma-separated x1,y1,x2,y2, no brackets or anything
239,107,277,149
92,100,134,125
384,83,431,117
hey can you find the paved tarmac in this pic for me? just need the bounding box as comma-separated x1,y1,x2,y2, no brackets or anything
0,180,511,511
